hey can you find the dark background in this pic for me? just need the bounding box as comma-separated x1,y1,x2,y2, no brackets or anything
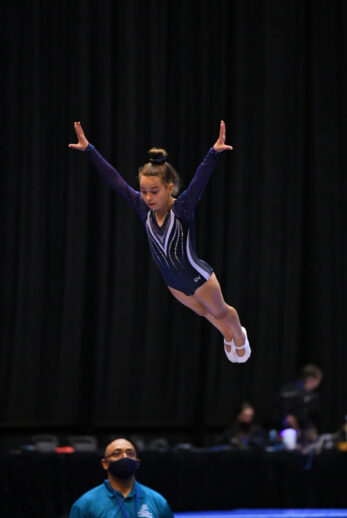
1,0,346,449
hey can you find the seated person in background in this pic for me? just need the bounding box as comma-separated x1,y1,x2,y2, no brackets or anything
336,414,347,451
277,363,323,446
223,401,267,449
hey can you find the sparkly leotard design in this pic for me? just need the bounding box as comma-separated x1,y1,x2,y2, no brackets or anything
86,145,220,295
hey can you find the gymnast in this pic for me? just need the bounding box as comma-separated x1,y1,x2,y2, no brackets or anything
69,120,251,363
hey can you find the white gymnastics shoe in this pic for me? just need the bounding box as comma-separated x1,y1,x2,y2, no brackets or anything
224,327,251,363
224,337,237,362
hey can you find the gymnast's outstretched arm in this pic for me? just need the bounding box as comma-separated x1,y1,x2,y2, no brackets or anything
175,120,233,219
68,122,144,215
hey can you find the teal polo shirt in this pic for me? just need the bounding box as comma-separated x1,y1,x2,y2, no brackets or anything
69,479,174,518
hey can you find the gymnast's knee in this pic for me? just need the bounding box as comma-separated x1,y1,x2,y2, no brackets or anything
213,305,237,321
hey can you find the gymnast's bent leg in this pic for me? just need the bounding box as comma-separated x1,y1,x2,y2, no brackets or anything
168,276,250,361
168,285,233,342
193,274,250,360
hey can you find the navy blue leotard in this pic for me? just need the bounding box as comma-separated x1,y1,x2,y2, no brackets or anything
85,144,220,295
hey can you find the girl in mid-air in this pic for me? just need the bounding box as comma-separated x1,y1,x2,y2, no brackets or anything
69,120,251,363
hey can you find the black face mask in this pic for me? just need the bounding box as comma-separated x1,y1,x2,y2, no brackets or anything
107,457,139,479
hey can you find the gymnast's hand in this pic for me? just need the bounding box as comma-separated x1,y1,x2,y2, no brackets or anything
68,121,89,151
213,120,233,152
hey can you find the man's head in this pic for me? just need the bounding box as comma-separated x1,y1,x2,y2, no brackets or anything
300,364,323,391
101,438,140,480
235,402,255,424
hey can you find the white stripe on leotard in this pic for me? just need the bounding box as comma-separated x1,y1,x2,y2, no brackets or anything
146,211,175,255
186,229,211,280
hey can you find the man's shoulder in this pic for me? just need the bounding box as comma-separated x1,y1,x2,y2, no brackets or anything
80,483,106,497
137,482,166,500
137,481,170,507
73,482,108,508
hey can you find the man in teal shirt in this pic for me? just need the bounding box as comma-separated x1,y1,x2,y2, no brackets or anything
70,437,173,518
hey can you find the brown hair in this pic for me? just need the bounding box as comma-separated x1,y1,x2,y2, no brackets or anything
138,147,180,195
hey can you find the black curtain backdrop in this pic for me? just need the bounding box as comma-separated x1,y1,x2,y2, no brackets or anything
1,1,346,440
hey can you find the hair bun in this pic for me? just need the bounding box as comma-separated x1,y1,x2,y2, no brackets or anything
148,149,168,165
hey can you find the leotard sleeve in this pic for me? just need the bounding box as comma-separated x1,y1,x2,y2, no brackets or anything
85,144,147,220
174,147,220,220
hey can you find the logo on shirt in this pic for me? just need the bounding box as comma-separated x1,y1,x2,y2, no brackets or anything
138,504,153,518
194,275,201,283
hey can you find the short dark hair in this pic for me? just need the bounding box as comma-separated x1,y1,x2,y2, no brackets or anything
300,364,323,381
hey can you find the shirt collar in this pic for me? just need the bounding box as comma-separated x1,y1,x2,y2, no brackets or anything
104,479,143,500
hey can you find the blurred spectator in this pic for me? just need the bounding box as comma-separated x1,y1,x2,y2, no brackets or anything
277,364,323,446
336,413,347,451
223,402,267,449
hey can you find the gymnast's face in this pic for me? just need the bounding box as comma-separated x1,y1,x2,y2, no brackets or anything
139,175,174,212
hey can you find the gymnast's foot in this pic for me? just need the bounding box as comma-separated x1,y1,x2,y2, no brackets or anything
224,327,251,363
